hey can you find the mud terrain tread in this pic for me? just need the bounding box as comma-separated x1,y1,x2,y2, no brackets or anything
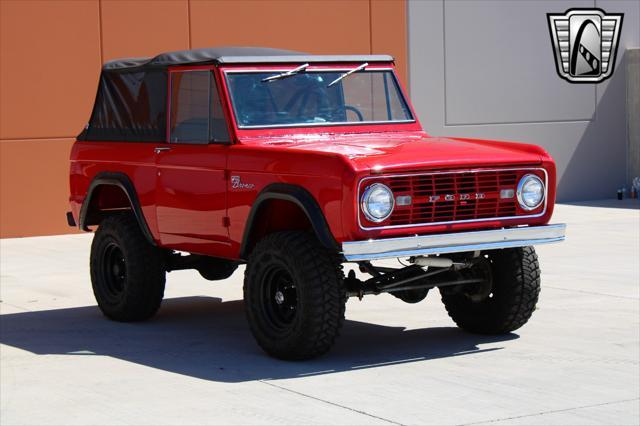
441,246,540,334
244,231,346,360
90,214,165,321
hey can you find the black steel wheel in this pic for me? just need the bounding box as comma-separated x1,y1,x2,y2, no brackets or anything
99,242,127,303
440,247,541,334
90,214,166,321
260,264,298,332
244,231,346,360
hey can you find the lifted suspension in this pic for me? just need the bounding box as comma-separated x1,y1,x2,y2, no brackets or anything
345,256,485,299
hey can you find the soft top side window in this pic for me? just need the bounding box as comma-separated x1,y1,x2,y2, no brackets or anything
169,70,230,144
80,70,167,142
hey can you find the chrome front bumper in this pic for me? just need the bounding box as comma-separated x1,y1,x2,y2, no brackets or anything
342,224,566,261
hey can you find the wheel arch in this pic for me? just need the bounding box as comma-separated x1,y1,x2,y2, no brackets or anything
79,172,156,245
239,183,339,259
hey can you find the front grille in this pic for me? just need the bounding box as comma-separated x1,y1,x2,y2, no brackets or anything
360,169,544,228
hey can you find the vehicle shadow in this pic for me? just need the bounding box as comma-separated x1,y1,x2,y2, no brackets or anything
0,296,517,383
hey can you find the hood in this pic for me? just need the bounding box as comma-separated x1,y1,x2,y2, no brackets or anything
241,132,545,173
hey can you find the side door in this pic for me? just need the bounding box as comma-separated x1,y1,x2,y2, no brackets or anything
155,68,232,256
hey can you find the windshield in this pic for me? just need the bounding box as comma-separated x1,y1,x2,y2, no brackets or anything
225,69,414,128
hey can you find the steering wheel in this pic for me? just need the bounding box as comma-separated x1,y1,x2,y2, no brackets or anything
345,105,364,121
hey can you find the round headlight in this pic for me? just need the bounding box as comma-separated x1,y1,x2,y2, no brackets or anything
517,174,545,210
361,183,394,222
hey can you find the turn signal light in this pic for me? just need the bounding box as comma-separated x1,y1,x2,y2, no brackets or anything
395,195,412,206
500,189,515,199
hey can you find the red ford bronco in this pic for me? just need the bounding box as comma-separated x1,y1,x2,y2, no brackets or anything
69,47,566,360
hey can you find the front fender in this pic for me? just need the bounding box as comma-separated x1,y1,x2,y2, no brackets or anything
239,183,339,259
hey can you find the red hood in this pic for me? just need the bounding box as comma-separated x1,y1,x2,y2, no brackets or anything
240,132,546,173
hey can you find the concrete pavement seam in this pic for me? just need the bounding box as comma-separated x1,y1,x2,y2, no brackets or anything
545,286,640,300
258,380,404,425
460,397,640,425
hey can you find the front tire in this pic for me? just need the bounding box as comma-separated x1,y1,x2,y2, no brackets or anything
440,247,541,334
244,232,346,360
90,214,166,321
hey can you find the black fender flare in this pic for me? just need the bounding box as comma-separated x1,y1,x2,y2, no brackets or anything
239,183,339,259
79,172,156,245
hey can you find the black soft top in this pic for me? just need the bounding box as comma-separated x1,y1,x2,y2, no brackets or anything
103,47,394,71
80,47,395,142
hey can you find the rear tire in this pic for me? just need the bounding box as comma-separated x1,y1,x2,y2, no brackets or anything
440,247,540,334
90,214,166,321
243,232,346,360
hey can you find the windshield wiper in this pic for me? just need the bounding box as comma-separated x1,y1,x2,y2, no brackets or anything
327,62,368,87
261,63,310,82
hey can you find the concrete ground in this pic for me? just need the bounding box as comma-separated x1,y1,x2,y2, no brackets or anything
1,200,638,425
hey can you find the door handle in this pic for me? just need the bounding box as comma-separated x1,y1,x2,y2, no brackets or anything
154,147,171,154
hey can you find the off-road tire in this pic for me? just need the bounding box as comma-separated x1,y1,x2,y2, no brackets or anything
90,214,166,321
440,247,540,334
244,231,346,360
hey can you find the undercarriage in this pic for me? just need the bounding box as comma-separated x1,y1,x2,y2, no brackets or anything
345,254,491,302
